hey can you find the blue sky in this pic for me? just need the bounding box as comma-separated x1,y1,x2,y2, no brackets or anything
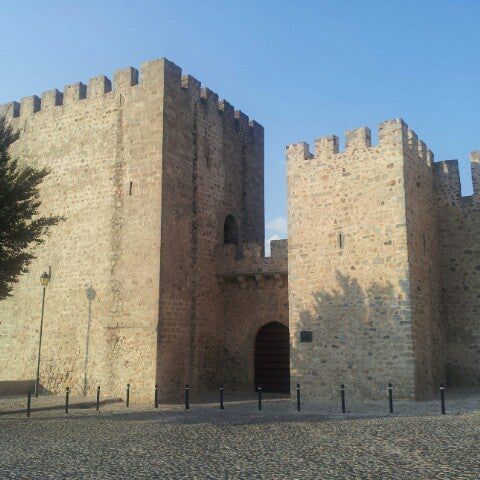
1,1,479,250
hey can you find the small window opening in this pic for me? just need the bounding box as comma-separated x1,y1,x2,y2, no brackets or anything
338,233,344,249
205,144,211,168
129,181,133,196
224,215,238,245
422,233,426,253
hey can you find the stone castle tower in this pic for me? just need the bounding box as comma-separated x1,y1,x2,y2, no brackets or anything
0,58,288,401
0,58,478,401
287,120,480,399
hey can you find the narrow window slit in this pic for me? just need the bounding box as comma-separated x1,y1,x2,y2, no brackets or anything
224,215,238,245
129,181,133,196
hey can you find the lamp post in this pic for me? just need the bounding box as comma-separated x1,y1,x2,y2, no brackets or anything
34,271,50,397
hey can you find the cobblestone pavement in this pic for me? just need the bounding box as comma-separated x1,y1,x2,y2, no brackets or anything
1,393,480,479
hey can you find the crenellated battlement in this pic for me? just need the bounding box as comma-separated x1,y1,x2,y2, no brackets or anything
286,119,433,165
345,126,372,150
407,129,434,165
41,89,63,108
434,153,480,202
287,117,480,206
0,57,262,133
433,159,460,179
217,240,287,283
63,82,87,104
471,151,480,195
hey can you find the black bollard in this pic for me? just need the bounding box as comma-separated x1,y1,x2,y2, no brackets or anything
27,390,32,418
220,386,224,410
388,383,393,414
185,385,189,410
126,384,130,408
296,384,301,412
154,384,158,409
341,384,346,414
440,383,446,414
257,386,262,411
65,387,70,414
96,386,100,412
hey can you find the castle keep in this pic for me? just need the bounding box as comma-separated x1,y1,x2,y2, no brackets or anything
0,58,478,401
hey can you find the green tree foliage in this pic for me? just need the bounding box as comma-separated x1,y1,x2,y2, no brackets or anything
0,116,62,300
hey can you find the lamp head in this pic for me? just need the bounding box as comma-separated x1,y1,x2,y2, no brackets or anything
40,271,50,287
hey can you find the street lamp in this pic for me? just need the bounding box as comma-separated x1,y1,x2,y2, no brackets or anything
34,271,50,397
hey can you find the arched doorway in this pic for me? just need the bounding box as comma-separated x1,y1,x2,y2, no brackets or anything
255,322,290,393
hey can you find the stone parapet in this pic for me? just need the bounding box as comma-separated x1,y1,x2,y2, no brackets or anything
217,240,287,278
0,57,263,136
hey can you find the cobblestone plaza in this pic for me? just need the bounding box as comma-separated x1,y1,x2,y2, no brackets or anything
1,392,479,479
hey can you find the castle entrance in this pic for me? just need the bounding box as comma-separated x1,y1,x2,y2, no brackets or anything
254,322,290,393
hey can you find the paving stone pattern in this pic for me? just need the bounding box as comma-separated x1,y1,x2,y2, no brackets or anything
1,392,479,479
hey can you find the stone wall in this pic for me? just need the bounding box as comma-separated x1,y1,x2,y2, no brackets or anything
434,155,480,387
287,119,444,400
218,241,288,392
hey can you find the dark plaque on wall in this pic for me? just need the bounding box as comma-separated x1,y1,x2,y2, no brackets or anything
300,331,312,342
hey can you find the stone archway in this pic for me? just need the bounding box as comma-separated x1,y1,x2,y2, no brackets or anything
254,322,290,393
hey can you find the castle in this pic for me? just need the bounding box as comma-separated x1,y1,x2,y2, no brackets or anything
0,58,478,401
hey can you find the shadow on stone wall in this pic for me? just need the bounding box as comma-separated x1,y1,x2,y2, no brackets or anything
83,285,97,396
295,271,408,399
298,271,397,329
